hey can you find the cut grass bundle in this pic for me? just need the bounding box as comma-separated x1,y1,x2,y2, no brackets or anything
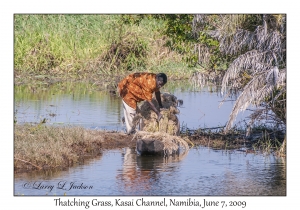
133,93,181,135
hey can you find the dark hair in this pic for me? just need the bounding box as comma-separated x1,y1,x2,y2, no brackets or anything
156,73,167,84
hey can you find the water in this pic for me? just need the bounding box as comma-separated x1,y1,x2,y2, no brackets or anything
14,82,251,130
14,147,286,196
14,81,286,196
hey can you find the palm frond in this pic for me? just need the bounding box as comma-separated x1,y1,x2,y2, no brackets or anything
224,67,286,132
221,50,275,94
214,15,284,52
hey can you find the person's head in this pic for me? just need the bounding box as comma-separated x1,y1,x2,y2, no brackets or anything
156,73,167,89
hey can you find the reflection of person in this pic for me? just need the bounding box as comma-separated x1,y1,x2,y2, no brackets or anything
116,147,189,194
118,147,152,192
118,72,167,134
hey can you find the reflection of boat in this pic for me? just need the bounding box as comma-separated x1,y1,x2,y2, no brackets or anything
136,148,189,171
136,139,173,156
122,147,189,173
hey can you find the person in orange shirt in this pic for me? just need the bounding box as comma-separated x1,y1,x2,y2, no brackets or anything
118,72,167,134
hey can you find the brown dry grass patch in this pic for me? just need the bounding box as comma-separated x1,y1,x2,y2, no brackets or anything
14,124,135,173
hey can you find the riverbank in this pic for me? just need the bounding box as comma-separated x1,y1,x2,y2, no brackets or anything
14,67,196,94
14,124,285,174
14,124,136,173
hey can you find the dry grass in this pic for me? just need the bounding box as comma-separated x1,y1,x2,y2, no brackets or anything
131,93,192,156
133,93,181,135
14,123,192,173
14,122,285,174
14,124,134,173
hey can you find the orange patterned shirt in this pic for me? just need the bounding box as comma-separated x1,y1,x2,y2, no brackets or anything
118,73,159,109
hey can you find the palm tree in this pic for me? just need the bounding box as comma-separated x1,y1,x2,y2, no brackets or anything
192,14,286,136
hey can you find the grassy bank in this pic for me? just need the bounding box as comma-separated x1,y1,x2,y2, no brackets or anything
14,123,285,173
14,14,197,89
14,124,135,173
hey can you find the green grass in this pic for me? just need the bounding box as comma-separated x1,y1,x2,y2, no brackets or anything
14,14,196,86
14,15,113,68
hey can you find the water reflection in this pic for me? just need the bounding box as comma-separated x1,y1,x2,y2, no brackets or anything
14,147,285,196
117,147,189,194
15,82,124,129
14,81,251,130
14,155,103,181
114,147,286,196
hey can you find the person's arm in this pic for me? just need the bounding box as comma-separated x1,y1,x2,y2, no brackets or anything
148,100,163,121
155,91,163,108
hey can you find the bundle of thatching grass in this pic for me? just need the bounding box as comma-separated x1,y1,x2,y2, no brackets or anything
131,93,191,156
132,93,182,135
133,131,190,156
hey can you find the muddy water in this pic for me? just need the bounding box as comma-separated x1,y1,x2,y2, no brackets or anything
14,147,286,195
14,81,286,196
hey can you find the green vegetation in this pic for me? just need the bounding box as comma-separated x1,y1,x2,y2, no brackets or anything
14,14,196,88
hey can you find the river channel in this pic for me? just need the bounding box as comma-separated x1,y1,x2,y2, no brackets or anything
14,81,286,196
14,81,250,130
